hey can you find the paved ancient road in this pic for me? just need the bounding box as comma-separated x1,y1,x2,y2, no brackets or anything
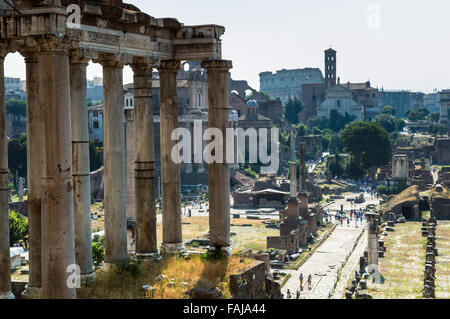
330,227,368,299
282,220,366,299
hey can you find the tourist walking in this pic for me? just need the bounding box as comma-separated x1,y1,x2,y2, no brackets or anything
307,274,312,290
286,289,292,299
299,273,304,289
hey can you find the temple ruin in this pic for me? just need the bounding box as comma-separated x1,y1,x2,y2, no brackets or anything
0,0,232,299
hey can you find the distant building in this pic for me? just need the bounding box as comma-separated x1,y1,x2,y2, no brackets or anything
342,81,380,121
324,48,337,89
424,92,440,114
237,100,272,131
300,48,379,121
317,85,363,120
259,68,324,106
439,90,450,125
379,90,425,118
4,77,21,92
87,104,103,142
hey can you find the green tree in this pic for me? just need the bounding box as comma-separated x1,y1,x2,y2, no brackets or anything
284,98,304,125
328,152,344,177
382,105,396,116
373,114,397,133
259,90,272,100
312,127,322,135
341,121,392,174
329,134,343,154
430,112,440,123
405,108,430,121
6,99,26,118
9,210,28,244
307,116,328,130
428,123,448,136
395,118,406,131
8,135,27,178
345,158,365,179
328,110,356,132
295,123,307,137
89,141,103,171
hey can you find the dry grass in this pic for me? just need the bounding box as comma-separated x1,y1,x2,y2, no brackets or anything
77,255,257,299
435,221,450,299
365,222,426,299
382,186,420,214
155,216,278,252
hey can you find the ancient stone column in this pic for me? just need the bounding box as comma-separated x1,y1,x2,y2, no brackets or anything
22,50,42,296
202,60,233,254
131,58,158,258
69,52,95,283
366,212,379,273
158,60,186,255
38,37,76,299
98,54,128,264
125,108,136,221
287,162,300,219
0,46,14,300
298,142,308,212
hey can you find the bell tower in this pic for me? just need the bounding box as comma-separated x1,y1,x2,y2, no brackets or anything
325,48,337,88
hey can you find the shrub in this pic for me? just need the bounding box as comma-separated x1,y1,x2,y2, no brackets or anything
92,235,105,268
244,167,258,179
114,258,142,278
9,210,28,244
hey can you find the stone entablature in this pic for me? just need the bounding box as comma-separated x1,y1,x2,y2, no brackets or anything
0,1,224,63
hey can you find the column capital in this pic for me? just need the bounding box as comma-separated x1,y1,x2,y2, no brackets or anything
37,36,71,54
131,56,157,75
201,59,233,71
0,41,9,59
18,38,40,63
69,49,95,65
158,60,181,73
94,53,130,68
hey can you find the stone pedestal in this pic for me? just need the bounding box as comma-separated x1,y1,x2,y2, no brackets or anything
70,53,94,280
0,49,14,300
202,60,233,253
99,54,128,263
366,212,379,274
158,61,185,255
38,39,76,299
23,51,42,293
132,58,158,257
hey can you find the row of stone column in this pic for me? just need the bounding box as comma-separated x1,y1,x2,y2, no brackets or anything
0,38,233,298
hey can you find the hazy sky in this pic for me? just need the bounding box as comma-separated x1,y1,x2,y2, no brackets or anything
4,0,450,93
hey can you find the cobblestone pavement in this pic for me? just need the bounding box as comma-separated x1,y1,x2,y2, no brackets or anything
281,221,366,299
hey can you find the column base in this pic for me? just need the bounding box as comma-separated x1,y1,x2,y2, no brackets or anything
101,262,115,272
160,243,187,255
81,271,97,286
0,292,15,299
136,252,162,261
21,285,42,298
